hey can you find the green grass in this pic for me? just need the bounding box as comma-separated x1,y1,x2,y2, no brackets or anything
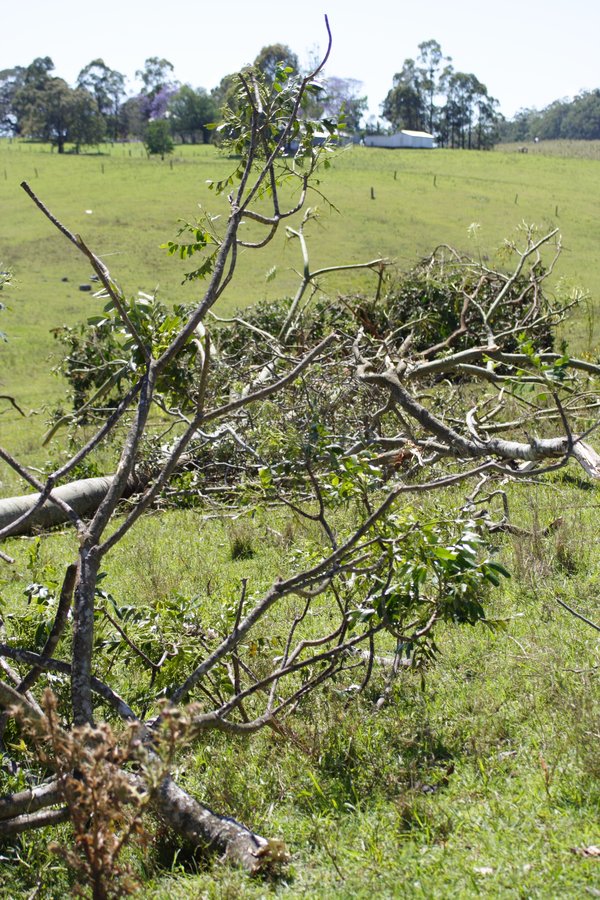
1,490,598,898
2,138,600,416
497,139,600,160
1,140,600,898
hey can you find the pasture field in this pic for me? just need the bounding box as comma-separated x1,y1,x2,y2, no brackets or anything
497,139,600,160
2,137,600,420
0,141,599,898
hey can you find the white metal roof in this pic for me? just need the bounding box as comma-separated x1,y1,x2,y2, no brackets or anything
401,130,434,138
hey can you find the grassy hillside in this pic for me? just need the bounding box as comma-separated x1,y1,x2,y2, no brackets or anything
3,138,600,468
2,140,600,409
497,139,600,160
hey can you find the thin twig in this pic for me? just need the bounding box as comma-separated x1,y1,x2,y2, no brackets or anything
556,596,600,632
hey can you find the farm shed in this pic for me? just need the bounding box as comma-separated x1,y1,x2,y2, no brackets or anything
364,130,434,149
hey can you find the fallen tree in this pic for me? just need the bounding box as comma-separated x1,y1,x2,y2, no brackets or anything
1,20,600,896
0,474,142,538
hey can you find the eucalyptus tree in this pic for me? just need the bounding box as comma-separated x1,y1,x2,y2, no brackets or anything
211,72,239,116
135,56,177,100
382,41,499,147
118,95,146,139
317,75,368,132
382,41,448,134
168,84,217,143
417,39,448,133
77,59,126,141
16,76,104,152
20,56,54,88
0,67,25,134
381,57,427,131
11,57,54,135
438,69,499,148
0,22,356,879
253,42,299,83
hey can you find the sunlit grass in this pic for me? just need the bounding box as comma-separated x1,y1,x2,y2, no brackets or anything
2,138,600,422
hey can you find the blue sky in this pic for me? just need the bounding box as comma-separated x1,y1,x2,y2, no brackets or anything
4,0,599,121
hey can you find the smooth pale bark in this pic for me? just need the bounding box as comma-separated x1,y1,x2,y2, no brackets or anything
360,368,600,478
0,807,69,836
0,475,144,538
0,771,284,873
0,476,116,537
0,780,61,821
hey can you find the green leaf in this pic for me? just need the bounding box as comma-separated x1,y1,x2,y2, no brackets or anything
433,547,457,561
484,572,501,586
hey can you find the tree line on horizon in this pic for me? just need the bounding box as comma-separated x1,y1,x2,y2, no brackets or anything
497,90,600,143
379,39,499,150
0,46,369,154
1,40,597,155
377,40,600,147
